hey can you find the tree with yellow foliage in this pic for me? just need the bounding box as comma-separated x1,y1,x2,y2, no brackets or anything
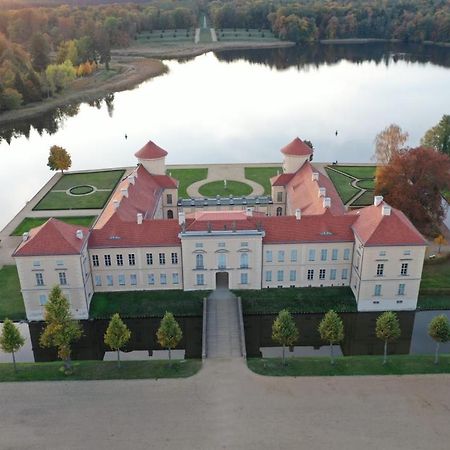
47,145,72,173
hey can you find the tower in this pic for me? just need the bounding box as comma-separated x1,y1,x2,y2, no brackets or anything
134,140,168,175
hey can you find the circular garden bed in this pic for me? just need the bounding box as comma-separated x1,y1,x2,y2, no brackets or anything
198,180,253,197
69,185,95,196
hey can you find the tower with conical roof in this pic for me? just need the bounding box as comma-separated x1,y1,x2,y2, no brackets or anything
281,137,313,173
135,140,168,175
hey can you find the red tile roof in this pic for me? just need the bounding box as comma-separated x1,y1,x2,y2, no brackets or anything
281,138,313,156
152,174,178,189
14,218,89,257
271,173,294,186
135,140,168,160
351,202,426,246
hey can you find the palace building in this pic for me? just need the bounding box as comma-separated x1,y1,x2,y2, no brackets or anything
13,138,427,321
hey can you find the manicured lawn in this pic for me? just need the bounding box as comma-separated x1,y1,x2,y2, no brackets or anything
0,266,26,321
198,180,253,197
237,287,357,315
11,216,96,236
217,29,278,41
324,168,359,204
136,30,194,43
420,255,450,289
51,170,124,190
199,27,212,43
352,190,375,207
89,290,207,319
34,191,113,210
248,354,450,376
355,178,375,190
333,165,377,179
168,168,208,198
417,294,450,310
244,167,282,195
0,359,201,382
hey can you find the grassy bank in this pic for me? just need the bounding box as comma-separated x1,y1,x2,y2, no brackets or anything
0,266,26,321
248,355,450,376
418,255,450,309
0,359,201,382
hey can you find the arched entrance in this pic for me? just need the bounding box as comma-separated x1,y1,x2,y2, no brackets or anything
167,209,174,219
215,272,229,289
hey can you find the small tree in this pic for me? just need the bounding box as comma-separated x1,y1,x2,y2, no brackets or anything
40,286,82,373
318,310,344,365
47,145,72,173
272,309,299,365
0,319,25,373
434,234,448,254
373,123,409,164
375,312,401,365
156,312,182,364
104,313,131,368
428,315,450,365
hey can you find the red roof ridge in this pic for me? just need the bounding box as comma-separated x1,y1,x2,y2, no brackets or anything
135,140,168,159
281,137,313,156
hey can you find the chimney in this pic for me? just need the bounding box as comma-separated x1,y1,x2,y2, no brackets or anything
113,199,120,210
312,172,319,181
374,195,383,207
318,187,326,197
382,205,392,216
246,207,253,217
76,229,84,240
295,208,301,220
137,213,143,225
22,232,29,242
120,188,128,198
127,174,136,185
323,197,331,209
178,211,185,225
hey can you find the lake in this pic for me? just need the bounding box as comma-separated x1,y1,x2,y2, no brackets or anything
1,43,450,230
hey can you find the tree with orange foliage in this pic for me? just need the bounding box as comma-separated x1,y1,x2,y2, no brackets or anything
375,147,450,236
434,235,448,253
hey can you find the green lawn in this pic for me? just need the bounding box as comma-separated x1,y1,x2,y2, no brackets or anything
443,190,450,202
198,180,253,197
51,170,124,190
199,27,212,43
352,190,375,207
0,266,26,321
237,287,357,315
217,29,278,41
248,354,450,377
325,168,360,204
0,359,201,382
333,165,377,179
420,255,450,289
89,290,207,319
244,167,281,195
136,30,194,43
11,216,96,236
168,168,208,198
355,178,375,190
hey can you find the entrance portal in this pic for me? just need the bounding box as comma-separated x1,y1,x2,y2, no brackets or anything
215,272,229,289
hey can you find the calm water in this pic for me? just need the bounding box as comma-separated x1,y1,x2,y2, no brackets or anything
1,43,450,230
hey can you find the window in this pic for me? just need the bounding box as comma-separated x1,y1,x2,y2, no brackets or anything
330,269,336,280
95,275,102,286
118,275,125,286
277,192,283,202
160,274,167,285
276,207,283,216
128,274,136,285
321,249,328,261
39,295,47,306
342,269,348,280
104,255,111,266
173,273,179,284
167,210,174,219
116,254,124,266
401,263,408,276
266,251,273,262
146,253,153,265
240,253,249,269
403,250,411,256
167,194,173,205
128,254,136,266
343,249,350,260
218,242,226,248
159,253,166,265
398,283,405,295
171,252,178,264
374,284,382,296
196,274,204,285
106,275,113,286
376,263,384,276
308,249,316,261
265,271,272,282
33,261,41,267
148,274,155,285
290,249,297,262
58,272,67,285
332,249,338,261
278,251,285,262
289,270,296,282
277,270,284,282
240,273,248,284
241,242,248,247
218,254,226,269
196,254,204,269
379,251,386,257
56,260,64,267
195,243,203,249
307,269,314,280
319,269,326,280
35,273,44,286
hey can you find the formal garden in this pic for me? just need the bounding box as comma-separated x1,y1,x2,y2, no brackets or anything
11,216,96,236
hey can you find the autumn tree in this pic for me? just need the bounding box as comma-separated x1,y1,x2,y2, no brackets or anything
156,312,182,364
272,309,299,365
47,145,72,173
30,33,50,72
0,319,25,373
104,313,131,368
375,311,401,365
318,310,344,365
428,315,450,365
434,235,448,253
40,286,82,373
421,115,450,156
375,147,450,235
373,124,409,164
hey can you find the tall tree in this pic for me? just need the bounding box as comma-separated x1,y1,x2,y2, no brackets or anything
373,124,409,164
40,286,82,373
375,147,450,235
434,234,448,253
318,310,344,365
30,33,50,72
272,309,299,366
156,312,182,364
0,318,25,373
104,313,131,368
375,311,401,365
47,145,72,173
428,315,450,365
421,115,450,156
